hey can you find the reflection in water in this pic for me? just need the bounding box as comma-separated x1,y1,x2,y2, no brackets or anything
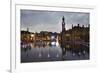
21,40,89,63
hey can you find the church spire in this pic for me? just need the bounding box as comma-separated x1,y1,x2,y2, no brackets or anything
72,24,73,29
27,27,29,32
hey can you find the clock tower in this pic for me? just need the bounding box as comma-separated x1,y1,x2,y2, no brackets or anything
62,16,66,31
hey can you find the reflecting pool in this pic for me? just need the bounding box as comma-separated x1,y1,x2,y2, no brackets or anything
21,41,89,63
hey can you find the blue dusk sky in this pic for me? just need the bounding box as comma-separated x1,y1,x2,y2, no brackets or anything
21,10,89,33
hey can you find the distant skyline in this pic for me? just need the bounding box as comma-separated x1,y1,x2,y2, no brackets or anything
21,9,89,33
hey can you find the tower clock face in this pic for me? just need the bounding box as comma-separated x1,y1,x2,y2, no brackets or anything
62,22,65,27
